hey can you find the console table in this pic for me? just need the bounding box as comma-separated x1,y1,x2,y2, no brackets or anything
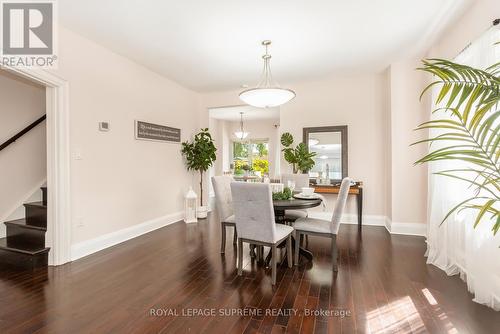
311,181,363,226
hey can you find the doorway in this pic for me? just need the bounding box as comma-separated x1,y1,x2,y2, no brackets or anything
0,65,71,266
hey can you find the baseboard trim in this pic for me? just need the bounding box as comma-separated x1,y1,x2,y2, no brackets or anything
71,211,183,261
308,212,387,227
308,212,426,236
385,218,427,237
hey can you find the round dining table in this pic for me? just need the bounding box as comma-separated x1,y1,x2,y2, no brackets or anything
252,196,323,266
273,197,322,223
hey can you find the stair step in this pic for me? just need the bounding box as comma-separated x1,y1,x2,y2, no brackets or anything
0,237,49,255
24,202,47,228
5,219,46,249
5,219,46,231
0,238,49,270
41,186,47,206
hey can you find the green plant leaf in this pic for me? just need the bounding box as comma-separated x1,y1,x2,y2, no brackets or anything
281,132,294,147
440,196,490,226
472,199,497,228
415,56,500,236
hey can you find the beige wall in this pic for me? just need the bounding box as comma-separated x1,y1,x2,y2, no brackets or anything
0,70,46,232
6,2,491,249
388,59,429,225
281,75,390,217
201,74,390,218
47,26,200,245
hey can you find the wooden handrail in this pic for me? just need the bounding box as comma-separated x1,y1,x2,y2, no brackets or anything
0,115,46,152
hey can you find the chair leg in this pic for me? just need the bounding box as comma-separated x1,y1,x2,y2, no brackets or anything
271,245,277,285
233,227,237,244
220,223,226,254
305,235,309,247
299,234,304,247
287,235,292,268
238,239,243,276
332,235,338,271
294,232,301,266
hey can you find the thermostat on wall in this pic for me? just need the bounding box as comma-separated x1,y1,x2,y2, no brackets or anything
99,122,110,132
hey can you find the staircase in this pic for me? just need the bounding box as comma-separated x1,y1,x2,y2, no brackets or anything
0,186,50,270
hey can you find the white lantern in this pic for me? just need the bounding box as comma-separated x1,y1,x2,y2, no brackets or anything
184,187,198,223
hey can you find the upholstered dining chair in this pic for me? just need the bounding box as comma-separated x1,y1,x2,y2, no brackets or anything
280,173,310,222
212,175,236,254
231,182,294,285
293,177,352,271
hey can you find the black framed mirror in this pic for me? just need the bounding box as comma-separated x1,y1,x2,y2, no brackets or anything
303,126,348,184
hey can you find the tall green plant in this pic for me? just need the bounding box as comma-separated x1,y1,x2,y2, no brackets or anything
281,132,316,173
181,128,217,206
414,57,500,235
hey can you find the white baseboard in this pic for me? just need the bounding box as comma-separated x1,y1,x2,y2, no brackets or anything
308,212,387,227
385,218,427,237
71,211,183,261
308,212,426,236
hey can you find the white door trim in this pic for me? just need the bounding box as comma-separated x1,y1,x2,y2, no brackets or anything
1,65,71,265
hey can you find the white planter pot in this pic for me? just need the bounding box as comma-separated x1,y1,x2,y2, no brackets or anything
197,206,208,219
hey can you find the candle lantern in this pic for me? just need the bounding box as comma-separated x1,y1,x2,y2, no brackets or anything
184,187,198,223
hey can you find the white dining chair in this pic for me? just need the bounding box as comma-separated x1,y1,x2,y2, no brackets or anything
231,182,293,285
293,177,352,271
212,175,236,253
280,173,310,221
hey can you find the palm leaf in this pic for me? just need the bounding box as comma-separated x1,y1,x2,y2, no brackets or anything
415,56,500,236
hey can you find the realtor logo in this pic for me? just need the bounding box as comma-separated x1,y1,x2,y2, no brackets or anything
1,0,57,67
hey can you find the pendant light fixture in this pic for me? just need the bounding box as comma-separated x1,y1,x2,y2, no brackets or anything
239,40,295,108
234,112,249,140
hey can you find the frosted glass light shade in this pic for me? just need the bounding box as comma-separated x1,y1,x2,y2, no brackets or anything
234,131,249,139
239,88,295,108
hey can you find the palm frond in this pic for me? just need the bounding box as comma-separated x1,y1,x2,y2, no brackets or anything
415,57,500,235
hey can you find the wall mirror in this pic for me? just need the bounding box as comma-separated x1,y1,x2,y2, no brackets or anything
303,126,348,184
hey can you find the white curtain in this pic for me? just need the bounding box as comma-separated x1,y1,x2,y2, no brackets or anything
426,27,500,310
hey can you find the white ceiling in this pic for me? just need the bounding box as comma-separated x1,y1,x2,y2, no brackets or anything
59,0,470,92
209,105,280,121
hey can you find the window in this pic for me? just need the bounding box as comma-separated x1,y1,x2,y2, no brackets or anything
232,140,269,176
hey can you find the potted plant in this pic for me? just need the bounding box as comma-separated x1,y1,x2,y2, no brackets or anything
414,57,499,235
181,128,217,219
241,164,252,176
281,132,316,173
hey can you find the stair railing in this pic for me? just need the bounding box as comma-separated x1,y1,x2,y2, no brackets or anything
0,115,46,152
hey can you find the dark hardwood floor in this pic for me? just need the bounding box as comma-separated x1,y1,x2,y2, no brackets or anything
0,214,499,333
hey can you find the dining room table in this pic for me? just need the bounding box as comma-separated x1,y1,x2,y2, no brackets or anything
250,195,323,266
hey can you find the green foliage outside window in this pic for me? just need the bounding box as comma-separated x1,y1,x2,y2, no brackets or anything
252,158,269,174
256,143,268,157
234,159,250,175
233,142,249,159
233,141,269,175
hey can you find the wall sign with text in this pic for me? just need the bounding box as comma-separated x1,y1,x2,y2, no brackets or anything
135,120,181,143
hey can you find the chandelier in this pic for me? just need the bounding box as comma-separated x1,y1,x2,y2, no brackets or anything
239,40,295,108
234,112,249,140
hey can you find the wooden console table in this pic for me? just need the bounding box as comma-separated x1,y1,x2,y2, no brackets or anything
312,182,363,226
